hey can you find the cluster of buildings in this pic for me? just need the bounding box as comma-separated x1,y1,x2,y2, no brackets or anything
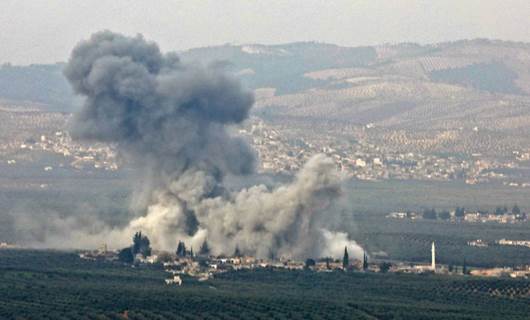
496,239,530,248
391,261,530,279
73,238,529,283
387,209,528,224
462,212,528,224
161,253,372,285
160,242,530,281
0,242,17,249
239,119,529,185
241,120,466,180
78,244,118,261
78,244,374,285
468,238,530,249
383,242,530,279
2,110,530,188
469,267,530,278
2,130,119,171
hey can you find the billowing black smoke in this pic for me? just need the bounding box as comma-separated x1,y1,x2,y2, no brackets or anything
64,31,362,259
65,31,255,178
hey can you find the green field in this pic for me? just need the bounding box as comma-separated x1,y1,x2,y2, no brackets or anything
344,179,530,213
337,179,530,268
0,250,529,319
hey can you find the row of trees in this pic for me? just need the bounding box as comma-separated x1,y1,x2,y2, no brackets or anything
305,247,370,271
118,233,216,264
118,232,152,263
176,240,247,258
494,205,522,216
117,231,248,264
176,240,211,257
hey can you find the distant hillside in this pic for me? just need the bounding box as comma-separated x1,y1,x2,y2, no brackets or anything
430,62,522,94
0,63,79,112
0,39,529,115
180,42,377,94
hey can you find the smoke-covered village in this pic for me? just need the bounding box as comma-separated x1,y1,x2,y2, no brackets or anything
70,31,370,282
71,32,528,285
80,232,374,285
65,31,362,260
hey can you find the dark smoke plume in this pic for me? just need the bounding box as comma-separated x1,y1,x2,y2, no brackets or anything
64,31,361,259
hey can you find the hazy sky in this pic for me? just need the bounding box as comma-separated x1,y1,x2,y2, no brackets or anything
1,0,529,65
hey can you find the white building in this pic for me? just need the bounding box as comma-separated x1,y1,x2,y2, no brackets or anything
431,241,436,271
165,275,182,286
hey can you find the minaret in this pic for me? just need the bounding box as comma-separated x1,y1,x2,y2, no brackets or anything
431,241,436,271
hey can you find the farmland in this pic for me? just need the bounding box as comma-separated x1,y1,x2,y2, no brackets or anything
0,250,529,319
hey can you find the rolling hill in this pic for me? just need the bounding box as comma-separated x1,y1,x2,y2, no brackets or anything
2,39,530,156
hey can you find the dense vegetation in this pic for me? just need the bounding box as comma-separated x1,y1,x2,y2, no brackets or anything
0,250,529,319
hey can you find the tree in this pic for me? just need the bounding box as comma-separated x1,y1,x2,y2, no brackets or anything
342,247,349,269
363,252,368,271
438,210,451,220
176,241,187,257
132,232,151,257
141,237,151,257
118,247,134,264
463,258,468,275
305,258,316,269
512,205,521,215
423,208,437,220
132,232,142,255
199,239,210,256
495,206,506,216
268,248,275,261
455,207,465,218
233,245,242,257
379,262,392,273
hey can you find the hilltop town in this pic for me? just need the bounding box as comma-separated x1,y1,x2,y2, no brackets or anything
3,106,530,188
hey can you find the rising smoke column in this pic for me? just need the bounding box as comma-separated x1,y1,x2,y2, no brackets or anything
65,31,361,259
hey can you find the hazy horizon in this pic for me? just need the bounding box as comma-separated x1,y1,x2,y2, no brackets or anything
1,0,529,65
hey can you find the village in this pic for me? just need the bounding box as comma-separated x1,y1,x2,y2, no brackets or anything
77,237,530,287
4,110,530,189
387,205,528,224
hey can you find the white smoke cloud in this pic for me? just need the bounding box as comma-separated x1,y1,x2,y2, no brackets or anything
321,229,363,259
123,154,358,258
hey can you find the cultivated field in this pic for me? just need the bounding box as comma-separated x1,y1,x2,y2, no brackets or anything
0,250,529,319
